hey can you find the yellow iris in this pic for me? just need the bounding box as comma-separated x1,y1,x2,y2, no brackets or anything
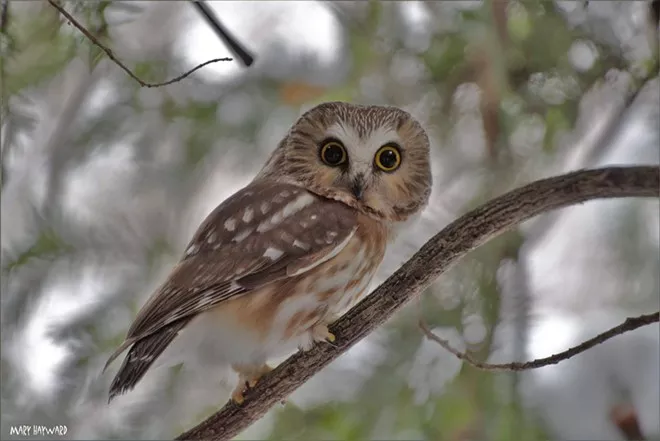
374,145,401,172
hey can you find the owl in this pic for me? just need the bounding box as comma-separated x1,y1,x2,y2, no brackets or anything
104,101,432,404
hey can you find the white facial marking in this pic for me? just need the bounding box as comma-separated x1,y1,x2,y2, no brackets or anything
263,247,284,260
243,208,254,223
224,218,236,231
325,122,403,178
326,123,402,162
257,192,316,233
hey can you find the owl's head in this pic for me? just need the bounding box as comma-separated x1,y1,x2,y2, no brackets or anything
258,102,432,222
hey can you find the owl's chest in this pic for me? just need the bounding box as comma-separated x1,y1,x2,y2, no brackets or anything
270,216,388,334
308,234,383,315
210,215,388,361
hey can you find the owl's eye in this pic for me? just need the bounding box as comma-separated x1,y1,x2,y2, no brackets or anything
320,140,347,166
374,145,402,172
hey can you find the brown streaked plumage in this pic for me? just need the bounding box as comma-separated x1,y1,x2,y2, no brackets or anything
104,101,432,404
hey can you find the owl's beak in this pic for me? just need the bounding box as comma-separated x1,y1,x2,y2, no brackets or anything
351,176,365,200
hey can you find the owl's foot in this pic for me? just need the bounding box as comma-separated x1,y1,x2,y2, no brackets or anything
230,363,272,405
299,322,337,352
311,323,336,344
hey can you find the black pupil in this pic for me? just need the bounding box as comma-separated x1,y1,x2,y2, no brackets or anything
379,149,398,168
324,145,344,165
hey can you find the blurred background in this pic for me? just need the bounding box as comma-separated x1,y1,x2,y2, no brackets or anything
1,1,659,440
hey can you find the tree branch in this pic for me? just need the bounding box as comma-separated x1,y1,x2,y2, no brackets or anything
47,0,234,88
190,0,254,67
175,165,659,441
419,312,660,371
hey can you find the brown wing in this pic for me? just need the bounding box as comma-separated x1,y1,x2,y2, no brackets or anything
104,181,357,371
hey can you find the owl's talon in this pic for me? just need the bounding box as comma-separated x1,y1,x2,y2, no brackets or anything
230,363,272,405
231,389,246,405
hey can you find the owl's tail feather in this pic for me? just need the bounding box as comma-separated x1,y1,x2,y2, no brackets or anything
107,318,191,403
102,339,135,374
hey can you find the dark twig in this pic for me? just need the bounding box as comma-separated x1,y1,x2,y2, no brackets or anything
418,312,660,371
176,165,659,441
191,0,254,67
0,0,8,35
47,0,233,88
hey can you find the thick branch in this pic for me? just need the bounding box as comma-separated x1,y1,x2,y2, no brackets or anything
419,312,660,371
177,165,659,441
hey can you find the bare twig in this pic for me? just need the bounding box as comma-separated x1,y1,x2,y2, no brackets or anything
175,165,659,441
418,312,660,371
47,0,233,88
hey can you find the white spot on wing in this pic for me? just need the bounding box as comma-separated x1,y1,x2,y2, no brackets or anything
257,192,316,233
293,240,310,250
224,218,236,231
186,243,199,256
260,201,270,214
243,208,254,223
280,231,295,243
207,232,217,244
264,247,284,260
233,228,253,242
